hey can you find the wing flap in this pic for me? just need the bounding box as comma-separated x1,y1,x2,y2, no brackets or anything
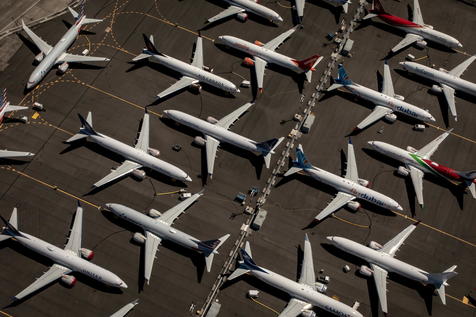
380,223,417,257
135,112,149,152
205,136,220,177
449,55,476,78
191,37,204,68
356,105,393,130
441,84,457,121
298,234,316,289
216,102,253,130
370,264,389,313
93,160,142,188
416,129,452,159
157,76,198,99
345,139,358,182
64,204,83,256
207,5,245,23
391,33,423,53
315,192,355,221
158,191,204,225
144,231,162,284
264,26,299,51
408,165,425,207
382,62,395,96
14,264,71,300
254,57,267,90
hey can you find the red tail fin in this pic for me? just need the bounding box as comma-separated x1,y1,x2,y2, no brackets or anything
293,55,321,71
370,0,386,14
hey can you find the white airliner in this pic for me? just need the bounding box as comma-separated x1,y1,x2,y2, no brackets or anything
363,0,462,53
132,34,239,100
284,140,402,222
22,7,110,89
369,129,476,207
228,236,363,317
105,192,230,283
66,111,191,187
216,27,322,91
328,63,435,131
400,56,476,121
294,0,351,21
163,103,284,178
328,223,458,314
0,205,127,301
207,0,283,24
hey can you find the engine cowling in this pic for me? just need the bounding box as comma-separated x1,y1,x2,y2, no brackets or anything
393,94,405,101
357,178,369,187
384,113,397,123
416,40,427,49
206,116,218,124
61,275,77,287
80,248,94,260
301,310,316,317
202,65,213,73
243,57,255,67
58,62,69,73
406,146,417,153
148,208,161,218
359,265,373,277
368,241,383,250
254,40,264,47
132,232,146,244
236,12,248,22
148,148,160,157
438,67,448,73
131,169,146,180
431,84,443,94
35,52,44,63
347,201,360,211
193,136,206,147
397,166,410,177
190,83,202,94
424,24,434,29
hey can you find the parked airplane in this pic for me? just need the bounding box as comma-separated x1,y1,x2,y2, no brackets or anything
132,34,239,100
228,236,363,317
110,299,139,317
369,129,475,207
22,7,110,89
105,191,230,283
328,63,435,132
294,0,351,21
363,0,462,53
66,111,191,188
0,205,127,301
163,103,284,178
284,140,402,222
0,89,28,124
327,223,458,314
400,56,476,121
207,0,283,24
216,27,322,91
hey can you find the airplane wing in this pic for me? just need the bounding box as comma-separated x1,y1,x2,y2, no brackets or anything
449,55,476,78
110,299,139,317
356,105,393,130
412,0,424,25
207,5,245,24
64,204,83,256
216,102,253,130
390,33,423,53
263,26,298,51
370,263,389,314
440,84,457,120
295,0,305,19
14,264,72,300
5,104,28,112
379,223,417,257
345,139,358,182
315,192,355,221
157,76,198,99
191,37,204,69
158,191,204,225
278,298,310,317
254,57,268,90
57,53,109,64
144,231,162,284
298,234,316,290
134,112,149,152
0,150,34,158
407,165,424,207
205,135,220,176
416,129,452,159
93,160,143,188
22,20,52,54
382,62,395,96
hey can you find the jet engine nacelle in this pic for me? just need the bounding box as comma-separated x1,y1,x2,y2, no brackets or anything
58,62,69,73
301,311,316,317
424,24,434,29
431,84,443,94
368,241,383,250
206,116,218,124
416,40,427,49
148,208,161,218
406,146,417,153
202,65,214,73
236,12,248,22
254,40,264,47
438,67,448,73
384,113,397,123
131,169,146,180
393,94,405,101
243,57,255,67
190,83,202,94
357,178,369,187
132,232,146,244
397,166,410,177
359,265,373,277
35,52,44,63
80,248,94,260
61,275,77,287
193,136,206,147
148,148,160,157
347,201,360,211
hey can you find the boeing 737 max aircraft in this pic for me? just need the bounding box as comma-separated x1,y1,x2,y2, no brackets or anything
207,0,283,24
0,205,127,300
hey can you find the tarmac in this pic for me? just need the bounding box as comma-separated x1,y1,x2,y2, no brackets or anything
0,0,475,316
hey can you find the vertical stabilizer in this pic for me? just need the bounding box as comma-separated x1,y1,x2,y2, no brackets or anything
429,265,458,305
259,137,284,169
201,234,230,272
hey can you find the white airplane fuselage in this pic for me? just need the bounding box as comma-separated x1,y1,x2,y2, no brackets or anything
87,132,191,182
163,110,262,154
344,83,434,122
225,0,283,23
369,141,426,171
400,62,476,97
249,265,363,317
14,232,126,287
303,166,402,211
150,54,239,94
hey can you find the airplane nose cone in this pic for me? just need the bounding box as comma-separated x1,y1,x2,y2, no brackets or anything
162,110,169,117
396,204,403,211
104,203,112,210
326,236,334,242
185,175,192,182
119,281,128,289
458,42,463,48
430,115,436,122
367,141,375,147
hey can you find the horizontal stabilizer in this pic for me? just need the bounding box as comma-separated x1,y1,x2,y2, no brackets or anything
327,83,344,91
202,234,230,272
284,166,303,177
362,13,378,20
468,183,476,199
261,137,284,168
132,53,150,62
82,18,103,24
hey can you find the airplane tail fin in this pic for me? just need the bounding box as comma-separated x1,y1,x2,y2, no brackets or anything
0,208,25,241
362,0,384,20
200,234,230,272
258,137,284,169
428,265,458,305
456,170,476,198
327,64,352,91
65,112,97,143
293,55,323,71
284,144,313,177
228,241,264,280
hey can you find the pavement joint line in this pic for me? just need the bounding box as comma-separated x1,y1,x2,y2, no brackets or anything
332,214,370,228
250,297,280,315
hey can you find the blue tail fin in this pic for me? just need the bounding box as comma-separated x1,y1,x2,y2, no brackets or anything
295,144,312,169
78,113,98,136
335,64,352,85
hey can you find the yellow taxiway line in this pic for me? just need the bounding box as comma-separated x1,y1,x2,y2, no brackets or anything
250,297,280,315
